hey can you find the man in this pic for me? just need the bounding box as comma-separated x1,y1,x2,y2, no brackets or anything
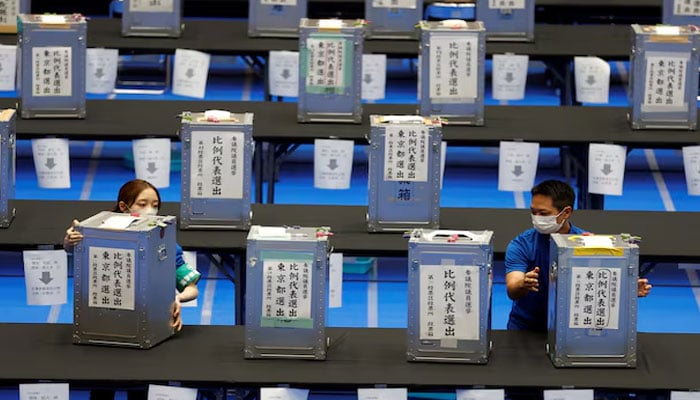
505,179,652,331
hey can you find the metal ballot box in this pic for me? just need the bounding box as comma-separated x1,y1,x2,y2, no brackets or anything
407,229,494,363
663,0,700,26
17,14,87,119
365,0,423,39
547,234,639,368
298,19,364,123
368,115,442,232
0,0,30,33
122,0,183,37
475,0,534,42
248,0,307,37
179,111,254,230
628,24,700,130
73,211,177,349
418,20,485,125
245,225,332,360
0,109,15,228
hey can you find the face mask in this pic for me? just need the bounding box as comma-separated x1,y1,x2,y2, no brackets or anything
531,208,566,234
125,204,158,216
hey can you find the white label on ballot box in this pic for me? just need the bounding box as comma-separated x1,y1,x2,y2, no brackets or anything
32,47,72,97
671,392,700,400
190,131,244,199
133,138,171,189
457,389,504,400
261,0,297,6
20,383,69,400
32,138,71,189
147,384,197,400
305,37,349,94
372,0,417,9
0,0,19,25
261,388,309,400
89,247,136,311
682,145,700,195
130,0,175,13
420,264,480,341
359,389,407,400
23,250,67,306
429,36,478,102
0,45,15,92
489,0,525,9
383,125,429,182
642,52,689,113
262,258,313,327
86,48,119,94
569,267,621,330
269,51,299,98
588,143,626,196
674,0,700,15
492,54,528,101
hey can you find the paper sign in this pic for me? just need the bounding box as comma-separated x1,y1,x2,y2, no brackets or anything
489,0,525,9
588,143,626,196
101,215,138,230
642,52,689,113
492,54,528,101
147,385,197,400
86,48,119,94
682,145,700,195
314,139,354,189
0,0,20,26
32,47,72,97
269,51,299,97
262,258,313,326
173,49,211,99
384,125,429,182
262,0,297,5
358,389,408,400
362,54,387,101
429,36,478,101
304,37,351,94
574,56,610,104
329,253,343,308
23,250,67,306
674,0,700,16
0,45,17,91
671,392,700,400
131,0,175,13
190,131,244,199
456,389,505,400
544,390,594,400
20,384,69,400
181,251,198,307
498,141,539,192
32,138,71,189
261,388,309,400
569,266,621,329
133,138,171,188
89,246,136,311
372,0,416,8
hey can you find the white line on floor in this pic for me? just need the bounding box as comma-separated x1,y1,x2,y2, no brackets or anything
683,267,700,313
514,191,526,209
242,58,254,101
80,141,104,201
367,262,378,328
47,305,61,323
200,264,218,325
644,149,676,212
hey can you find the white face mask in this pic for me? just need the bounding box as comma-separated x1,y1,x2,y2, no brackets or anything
531,208,566,234
139,207,159,216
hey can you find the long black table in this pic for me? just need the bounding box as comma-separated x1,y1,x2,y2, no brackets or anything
2,323,699,391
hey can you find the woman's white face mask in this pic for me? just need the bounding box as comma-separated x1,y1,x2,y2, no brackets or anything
126,204,158,216
531,208,566,234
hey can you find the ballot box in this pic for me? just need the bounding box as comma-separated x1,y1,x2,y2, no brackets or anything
0,109,15,228
475,0,534,41
662,0,700,26
0,0,30,33
73,211,177,349
122,0,183,37
248,0,307,37
365,0,423,39
407,229,494,363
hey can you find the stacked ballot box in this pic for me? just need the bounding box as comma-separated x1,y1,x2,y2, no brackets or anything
122,0,183,37
629,24,700,130
365,0,423,39
73,212,177,349
245,225,332,360
298,18,364,123
367,115,442,232
547,234,639,368
248,0,307,37
17,14,87,119
0,109,15,228
475,0,534,42
663,0,700,26
418,20,485,125
179,111,254,230
0,0,30,33
407,229,494,363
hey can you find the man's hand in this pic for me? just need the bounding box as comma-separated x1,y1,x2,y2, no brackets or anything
637,278,652,297
523,266,540,292
170,298,182,332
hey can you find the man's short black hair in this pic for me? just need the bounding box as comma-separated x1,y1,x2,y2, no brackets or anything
531,180,575,211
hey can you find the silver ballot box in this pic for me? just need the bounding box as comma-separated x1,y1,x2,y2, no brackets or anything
0,0,30,33
248,0,307,37
368,115,442,232
407,229,494,363
245,225,332,360
73,211,177,349
629,24,700,130
179,111,254,230
0,109,15,228
122,0,183,37
547,234,639,368
298,19,364,123
418,20,485,125
17,14,87,119
663,0,700,26
476,0,534,42
365,0,423,39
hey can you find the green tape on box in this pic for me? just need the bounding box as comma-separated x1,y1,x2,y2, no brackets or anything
261,316,314,329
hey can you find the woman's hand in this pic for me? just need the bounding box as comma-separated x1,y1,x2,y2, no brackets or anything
63,219,83,251
170,297,183,332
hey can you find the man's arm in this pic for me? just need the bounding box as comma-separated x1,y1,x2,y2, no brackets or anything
506,267,540,300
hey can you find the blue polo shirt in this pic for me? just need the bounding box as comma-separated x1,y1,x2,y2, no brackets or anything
505,223,584,332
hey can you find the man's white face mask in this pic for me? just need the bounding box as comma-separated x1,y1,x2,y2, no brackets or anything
531,208,566,234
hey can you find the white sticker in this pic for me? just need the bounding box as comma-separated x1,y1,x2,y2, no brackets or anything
260,388,309,400
32,47,72,97
262,259,313,322
172,49,211,99
23,250,68,306
682,145,700,195
314,138,354,189
544,390,594,400
261,0,298,6
498,141,539,192
358,389,408,400
362,54,387,101
269,51,299,97
674,0,700,16
429,36,478,102
130,0,175,13
190,131,245,199
384,125,430,182
456,389,505,400
147,384,198,400
329,253,343,308
569,267,622,330
31,138,71,189
0,45,16,91
642,52,689,113
588,143,627,196
372,0,417,9
88,246,136,311
86,48,119,94
133,138,171,189
489,0,525,9
492,54,528,101
574,56,610,104
20,384,69,400
305,38,348,92
420,264,480,341
0,0,19,26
